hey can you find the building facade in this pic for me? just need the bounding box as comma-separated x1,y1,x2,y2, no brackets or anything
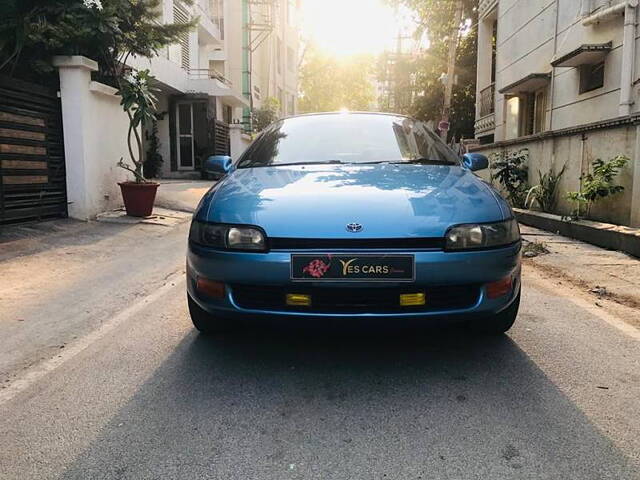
474,0,640,227
131,0,300,178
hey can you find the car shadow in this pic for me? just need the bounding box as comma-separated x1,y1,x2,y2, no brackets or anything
61,328,639,479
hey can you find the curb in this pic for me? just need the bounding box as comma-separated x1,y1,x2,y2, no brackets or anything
514,208,640,258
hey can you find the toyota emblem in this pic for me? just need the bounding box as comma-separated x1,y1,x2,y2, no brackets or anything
346,223,363,233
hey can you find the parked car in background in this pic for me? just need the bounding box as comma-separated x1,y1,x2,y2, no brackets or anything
187,112,522,334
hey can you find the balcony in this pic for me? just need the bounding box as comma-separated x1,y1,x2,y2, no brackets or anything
188,68,231,84
475,115,496,136
479,0,498,19
475,83,496,135
186,69,249,108
478,83,495,118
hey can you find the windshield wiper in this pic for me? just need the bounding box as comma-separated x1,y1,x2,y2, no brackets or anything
271,160,347,167
392,158,455,166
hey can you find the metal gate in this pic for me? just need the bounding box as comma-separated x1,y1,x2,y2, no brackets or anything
0,75,66,225
214,120,230,156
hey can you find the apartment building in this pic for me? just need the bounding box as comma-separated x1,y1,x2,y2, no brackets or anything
474,0,640,227
131,0,300,178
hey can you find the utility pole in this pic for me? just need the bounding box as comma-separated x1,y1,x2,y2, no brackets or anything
440,0,464,141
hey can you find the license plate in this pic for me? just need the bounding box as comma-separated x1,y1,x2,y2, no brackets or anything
291,254,415,282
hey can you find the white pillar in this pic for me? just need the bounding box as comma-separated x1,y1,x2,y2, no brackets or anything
229,124,251,159
619,2,637,116
581,0,591,17
52,56,98,221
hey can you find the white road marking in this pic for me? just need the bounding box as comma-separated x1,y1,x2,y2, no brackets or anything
0,272,186,406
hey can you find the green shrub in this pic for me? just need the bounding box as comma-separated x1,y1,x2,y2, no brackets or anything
525,165,566,213
490,149,529,208
566,155,629,220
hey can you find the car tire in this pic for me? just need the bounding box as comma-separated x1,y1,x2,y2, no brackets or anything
473,290,521,335
187,294,233,334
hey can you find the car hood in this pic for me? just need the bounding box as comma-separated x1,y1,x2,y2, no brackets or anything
197,164,510,238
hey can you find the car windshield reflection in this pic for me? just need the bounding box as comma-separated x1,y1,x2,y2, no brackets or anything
237,113,460,169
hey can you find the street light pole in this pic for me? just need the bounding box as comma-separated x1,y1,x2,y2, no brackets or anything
440,0,464,142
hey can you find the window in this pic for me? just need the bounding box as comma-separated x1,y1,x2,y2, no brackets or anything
580,62,605,94
533,89,546,134
173,3,191,70
505,89,547,140
519,88,547,137
491,21,497,84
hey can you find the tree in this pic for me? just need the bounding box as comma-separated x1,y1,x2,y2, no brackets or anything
299,46,376,113
0,0,195,85
411,29,477,141
117,69,159,182
252,97,281,132
385,0,478,141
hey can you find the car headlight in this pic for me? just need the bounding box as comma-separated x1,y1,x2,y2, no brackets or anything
445,218,520,251
189,221,267,252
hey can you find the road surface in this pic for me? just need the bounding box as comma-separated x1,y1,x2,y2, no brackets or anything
1,266,639,477
1,194,639,479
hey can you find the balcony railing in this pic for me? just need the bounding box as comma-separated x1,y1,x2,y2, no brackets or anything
188,69,232,86
479,83,495,118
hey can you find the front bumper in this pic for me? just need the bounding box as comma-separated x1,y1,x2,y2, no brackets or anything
187,242,522,324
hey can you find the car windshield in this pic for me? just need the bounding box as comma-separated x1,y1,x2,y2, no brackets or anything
237,113,460,168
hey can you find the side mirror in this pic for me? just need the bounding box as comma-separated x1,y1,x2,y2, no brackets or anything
204,155,233,176
462,153,489,172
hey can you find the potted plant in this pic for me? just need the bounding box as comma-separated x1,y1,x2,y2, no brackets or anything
116,69,160,217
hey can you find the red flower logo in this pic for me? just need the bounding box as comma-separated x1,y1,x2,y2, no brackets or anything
303,259,330,278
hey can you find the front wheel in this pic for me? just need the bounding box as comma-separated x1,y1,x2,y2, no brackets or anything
473,291,521,335
187,294,233,334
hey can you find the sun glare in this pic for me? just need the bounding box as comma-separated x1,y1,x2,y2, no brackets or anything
301,0,407,57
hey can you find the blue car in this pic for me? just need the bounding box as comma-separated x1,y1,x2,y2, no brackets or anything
187,112,521,334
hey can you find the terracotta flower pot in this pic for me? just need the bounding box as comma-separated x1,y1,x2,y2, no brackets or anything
118,182,159,217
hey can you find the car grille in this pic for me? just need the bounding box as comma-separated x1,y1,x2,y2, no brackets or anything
231,284,480,314
268,237,445,250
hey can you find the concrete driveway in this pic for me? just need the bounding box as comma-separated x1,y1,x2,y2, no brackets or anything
155,180,214,213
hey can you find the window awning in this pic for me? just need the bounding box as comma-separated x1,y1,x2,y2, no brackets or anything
551,42,612,68
499,73,551,95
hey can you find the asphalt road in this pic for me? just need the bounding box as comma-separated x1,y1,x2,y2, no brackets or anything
1,255,639,478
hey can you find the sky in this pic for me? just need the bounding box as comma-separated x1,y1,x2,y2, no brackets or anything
300,0,415,57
